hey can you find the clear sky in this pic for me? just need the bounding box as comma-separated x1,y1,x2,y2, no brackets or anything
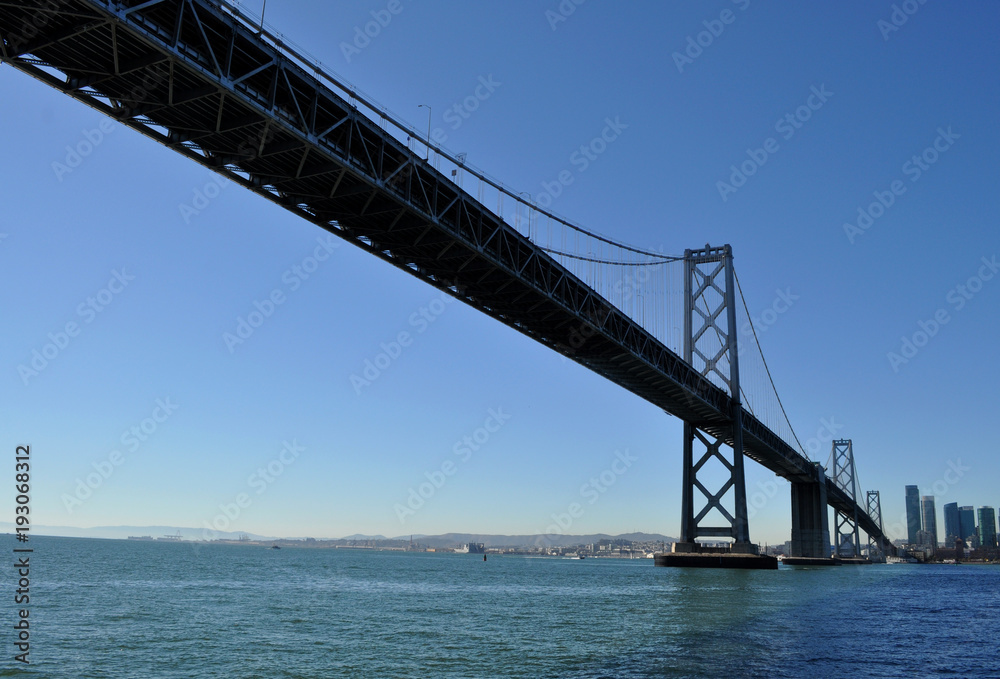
2,1,998,545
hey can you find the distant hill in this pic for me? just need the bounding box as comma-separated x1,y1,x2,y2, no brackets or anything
338,533,389,541
0,523,674,548
0,523,275,542
394,532,676,549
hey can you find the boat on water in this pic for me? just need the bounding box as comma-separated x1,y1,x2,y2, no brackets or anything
271,545,281,550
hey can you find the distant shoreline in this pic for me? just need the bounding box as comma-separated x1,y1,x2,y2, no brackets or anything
12,536,1000,566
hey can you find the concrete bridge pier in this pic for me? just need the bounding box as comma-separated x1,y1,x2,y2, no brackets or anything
785,463,836,566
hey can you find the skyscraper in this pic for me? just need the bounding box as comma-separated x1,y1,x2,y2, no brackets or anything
959,506,977,547
905,485,921,545
921,496,938,547
977,506,997,549
943,502,960,544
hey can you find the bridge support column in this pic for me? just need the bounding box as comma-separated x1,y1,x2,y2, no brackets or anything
789,463,831,559
679,423,752,550
658,245,774,569
830,439,862,559
866,490,887,563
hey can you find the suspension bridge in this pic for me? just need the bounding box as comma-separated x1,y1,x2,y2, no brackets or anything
1,0,896,566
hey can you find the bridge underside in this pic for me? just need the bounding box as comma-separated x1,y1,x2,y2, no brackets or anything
0,0,894,556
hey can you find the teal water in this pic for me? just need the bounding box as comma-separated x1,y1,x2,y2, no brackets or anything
4,536,998,678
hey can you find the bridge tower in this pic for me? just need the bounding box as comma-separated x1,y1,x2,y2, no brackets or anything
866,490,887,562
676,244,755,554
830,439,862,558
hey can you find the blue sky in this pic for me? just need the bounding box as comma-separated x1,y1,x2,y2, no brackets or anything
2,0,998,544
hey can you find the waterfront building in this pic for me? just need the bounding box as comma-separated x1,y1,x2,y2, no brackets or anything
977,506,997,549
920,495,938,547
943,502,960,544
905,485,921,545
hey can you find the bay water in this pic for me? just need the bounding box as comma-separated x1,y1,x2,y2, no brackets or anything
4,536,998,678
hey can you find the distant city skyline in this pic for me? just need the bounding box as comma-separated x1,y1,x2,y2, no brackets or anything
903,485,996,547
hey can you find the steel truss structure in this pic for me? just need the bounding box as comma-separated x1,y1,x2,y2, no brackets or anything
866,490,887,561
831,439,861,557
680,245,750,545
680,245,750,544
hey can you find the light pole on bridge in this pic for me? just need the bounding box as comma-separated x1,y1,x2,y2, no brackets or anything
417,104,431,161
